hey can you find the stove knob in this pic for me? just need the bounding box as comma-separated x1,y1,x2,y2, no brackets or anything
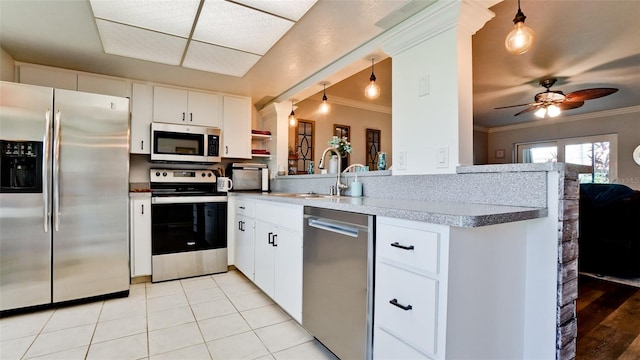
207,173,212,177
201,173,206,177
162,172,167,177
155,171,160,177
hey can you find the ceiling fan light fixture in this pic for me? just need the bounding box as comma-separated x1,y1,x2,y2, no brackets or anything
364,58,381,99
534,107,547,118
547,104,561,117
288,100,297,127
505,0,535,55
319,83,330,114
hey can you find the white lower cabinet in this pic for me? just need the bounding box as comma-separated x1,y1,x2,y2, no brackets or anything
129,194,152,278
233,199,256,280
254,201,303,323
374,216,448,360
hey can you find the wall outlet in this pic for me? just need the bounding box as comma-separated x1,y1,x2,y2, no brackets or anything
436,146,448,168
397,151,407,170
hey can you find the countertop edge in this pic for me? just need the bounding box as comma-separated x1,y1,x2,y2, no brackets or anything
230,193,547,228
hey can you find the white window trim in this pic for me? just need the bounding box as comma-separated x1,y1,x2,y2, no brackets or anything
515,133,618,182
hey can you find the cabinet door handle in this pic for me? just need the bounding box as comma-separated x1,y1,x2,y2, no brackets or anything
225,145,229,154
241,221,245,231
190,113,193,122
272,234,278,247
391,242,415,250
141,140,144,150
389,298,413,311
141,204,144,215
238,220,242,231
182,112,186,121
268,232,273,244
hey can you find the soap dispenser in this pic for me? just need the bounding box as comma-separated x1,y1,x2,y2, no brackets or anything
350,173,363,197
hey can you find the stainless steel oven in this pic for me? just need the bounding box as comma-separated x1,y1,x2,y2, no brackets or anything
150,169,227,282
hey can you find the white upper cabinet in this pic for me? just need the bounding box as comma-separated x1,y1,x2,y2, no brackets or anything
222,95,251,159
19,65,77,91
130,83,153,154
153,86,221,128
77,74,129,97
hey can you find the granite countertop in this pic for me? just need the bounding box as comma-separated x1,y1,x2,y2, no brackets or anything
231,192,547,228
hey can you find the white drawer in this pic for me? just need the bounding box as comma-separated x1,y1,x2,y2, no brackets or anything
374,328,430,360
255,201,302,233
235,199,255,217
377,221,440,274
375,263,438,356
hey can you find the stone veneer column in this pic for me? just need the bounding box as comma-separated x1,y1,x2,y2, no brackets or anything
556,168,581,359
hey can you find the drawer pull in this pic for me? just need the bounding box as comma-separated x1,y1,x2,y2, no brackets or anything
391,242,415,250
389,298,413,311
239,206,245,209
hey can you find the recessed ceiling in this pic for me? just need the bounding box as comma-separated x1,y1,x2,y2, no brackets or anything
88,0,317,77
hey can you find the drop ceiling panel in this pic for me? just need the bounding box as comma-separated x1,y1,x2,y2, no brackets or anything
194,0,294,55
96,19,186,65
89,0,200,37
183,40,261,77
233,0,317,21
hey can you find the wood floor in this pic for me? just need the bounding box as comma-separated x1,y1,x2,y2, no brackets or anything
577,274,640,359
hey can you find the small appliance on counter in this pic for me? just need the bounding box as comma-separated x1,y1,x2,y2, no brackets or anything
227,162,268,192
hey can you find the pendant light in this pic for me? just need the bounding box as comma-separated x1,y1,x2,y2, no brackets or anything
364,58,380,99
505,0,535,55
288,100,297,127
319,83,330,114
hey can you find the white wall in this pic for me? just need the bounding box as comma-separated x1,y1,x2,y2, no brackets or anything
291,98,392,171
1,47,15,82
487,108,640,189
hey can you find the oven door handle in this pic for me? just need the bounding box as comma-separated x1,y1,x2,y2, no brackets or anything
151,196,227,204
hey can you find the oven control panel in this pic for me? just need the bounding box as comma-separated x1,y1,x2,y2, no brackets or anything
150,169,216,183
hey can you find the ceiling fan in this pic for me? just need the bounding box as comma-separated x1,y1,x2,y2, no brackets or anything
495,78,619,117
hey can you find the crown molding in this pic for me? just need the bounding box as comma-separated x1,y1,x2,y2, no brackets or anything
487,106,640,133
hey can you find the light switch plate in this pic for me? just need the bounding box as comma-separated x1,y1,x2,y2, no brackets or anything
419,75,430,97
397,151,407,170
436,146,448,168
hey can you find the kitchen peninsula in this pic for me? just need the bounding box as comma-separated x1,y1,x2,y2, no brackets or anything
228,163,584,359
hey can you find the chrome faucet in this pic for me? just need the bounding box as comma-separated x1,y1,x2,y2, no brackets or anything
318,147,348,196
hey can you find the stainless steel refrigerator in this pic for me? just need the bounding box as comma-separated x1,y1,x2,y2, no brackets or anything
0,81,130,312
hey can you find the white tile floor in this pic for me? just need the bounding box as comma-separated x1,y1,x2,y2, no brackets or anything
0,270,339,360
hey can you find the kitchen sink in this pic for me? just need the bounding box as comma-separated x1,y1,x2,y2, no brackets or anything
268,192,345,199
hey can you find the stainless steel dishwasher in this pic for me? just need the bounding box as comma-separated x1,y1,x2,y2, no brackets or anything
303,206,374,360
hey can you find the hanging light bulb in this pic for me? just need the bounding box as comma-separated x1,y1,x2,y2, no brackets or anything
288,101,297,127
505,0,535,55
319,83,330,114
364,58,380,99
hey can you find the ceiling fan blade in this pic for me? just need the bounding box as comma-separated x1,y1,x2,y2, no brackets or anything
565,88,618,102
558,100,585,110
495,102,539,110
514,105,541,116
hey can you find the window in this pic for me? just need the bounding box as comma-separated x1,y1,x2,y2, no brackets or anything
366,128,381,170
296,120,314,174
334,124,350,172
516,134,618,183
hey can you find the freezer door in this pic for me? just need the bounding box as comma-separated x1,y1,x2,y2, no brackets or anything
52,89,130,303
0,81,53,311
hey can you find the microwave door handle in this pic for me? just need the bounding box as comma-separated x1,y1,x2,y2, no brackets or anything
43,109,51,232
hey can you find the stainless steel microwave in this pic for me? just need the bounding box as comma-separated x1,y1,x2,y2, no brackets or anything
151,123,221,163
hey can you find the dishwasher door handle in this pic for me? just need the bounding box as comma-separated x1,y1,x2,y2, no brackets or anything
308,218,359,238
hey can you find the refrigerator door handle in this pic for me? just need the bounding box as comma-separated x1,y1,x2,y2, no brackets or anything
53,110,61,231
43,109,51,232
